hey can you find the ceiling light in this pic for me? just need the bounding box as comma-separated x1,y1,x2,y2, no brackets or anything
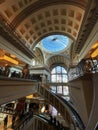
0,55,19,65
26,94,33,99
91,48,98,58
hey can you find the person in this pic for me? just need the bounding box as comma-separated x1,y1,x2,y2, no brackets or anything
0,67,3,75
12,114,16,128
22,64,29,78
4,115,8,128
70,123,76,130
53,116,56,124
50,115,53,123
3,65,10,77
84,61,92,72
11,71,16,77
15,99,26,119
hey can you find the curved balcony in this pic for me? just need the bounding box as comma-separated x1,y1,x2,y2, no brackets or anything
0,76,38,105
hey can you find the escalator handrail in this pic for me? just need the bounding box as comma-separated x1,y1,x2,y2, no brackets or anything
14,111,33,130
34,114,50,123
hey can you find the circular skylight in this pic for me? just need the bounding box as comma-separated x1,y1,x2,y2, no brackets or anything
42,35,69,53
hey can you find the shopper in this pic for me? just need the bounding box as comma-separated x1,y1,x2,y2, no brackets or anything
4,115,8,128
22,64,29,78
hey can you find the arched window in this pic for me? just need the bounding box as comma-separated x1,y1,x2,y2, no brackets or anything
51,66,67,83
50,66,69,115
50,66,69,100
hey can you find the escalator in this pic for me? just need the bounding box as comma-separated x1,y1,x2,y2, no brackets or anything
34,114,57,130
36,114,69,130
55,94,85,130
37,85,85,130
13,112,57,130
13,111,34,130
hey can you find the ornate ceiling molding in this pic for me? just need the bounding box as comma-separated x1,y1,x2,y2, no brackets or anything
74,0,98,54
0,18,35,59
10,0,87,28
47,55,68,69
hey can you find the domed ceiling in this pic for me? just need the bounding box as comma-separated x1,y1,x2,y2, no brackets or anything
0,0,97,69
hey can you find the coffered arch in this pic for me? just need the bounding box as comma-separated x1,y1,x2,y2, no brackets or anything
0,0,85,49
47,55,68,70
10,0,87,27
15,4,84,49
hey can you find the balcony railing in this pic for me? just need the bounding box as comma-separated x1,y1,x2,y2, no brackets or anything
68,59,98,81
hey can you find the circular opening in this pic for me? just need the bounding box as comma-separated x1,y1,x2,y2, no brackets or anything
42,34,69,53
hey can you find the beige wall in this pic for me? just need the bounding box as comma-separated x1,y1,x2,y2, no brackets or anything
86,73,98,130
68,73,93,125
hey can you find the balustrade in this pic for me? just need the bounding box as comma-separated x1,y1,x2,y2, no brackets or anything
68,59,98,81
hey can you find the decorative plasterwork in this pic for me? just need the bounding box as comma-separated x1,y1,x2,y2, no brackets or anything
72,0,98,64
15,4,84,49
47,55,69,69
72,0,98,57
0,1,85,48
2,0,96,69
